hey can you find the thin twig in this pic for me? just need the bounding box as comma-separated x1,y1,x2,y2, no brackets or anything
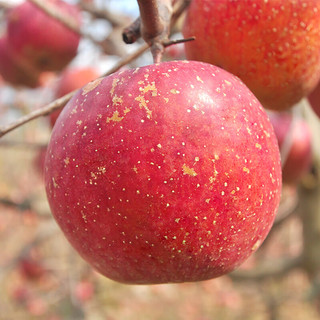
0,140,47,149
79,0,129,28
230,255,302,282
123,0,191,45
0,43,149,138
0,0,190,138
0,92,74,138
102,43,149,76
163,36,195,48
0,197,32,212
171,0,192,28
29,0,81,35
28,0,102,48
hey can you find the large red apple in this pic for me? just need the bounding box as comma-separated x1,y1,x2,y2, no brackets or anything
0,36,41,88
183,0,320,111
45,61,282,284
50,67,99,127
6,0,82,72
268,112,312,185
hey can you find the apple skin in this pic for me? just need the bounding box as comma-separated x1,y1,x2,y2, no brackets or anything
0,36,40,88
183,0,320,111
45,61,282,284
50,67,99,127
268,112,312,185
6,0,81,72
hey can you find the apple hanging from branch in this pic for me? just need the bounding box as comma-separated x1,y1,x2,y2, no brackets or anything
45,61,282,284
268,111,312,185
182,0,320,111
6,0,82,73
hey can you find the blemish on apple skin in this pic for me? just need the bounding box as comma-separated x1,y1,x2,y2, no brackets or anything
106,111,124,123
196,75,204,83
182,164,197,176
135,95,152,118
110,78,119,96
170,89,180,94
52,177,58,188
243,167,250,173
112,94,123,106
139,81,158,96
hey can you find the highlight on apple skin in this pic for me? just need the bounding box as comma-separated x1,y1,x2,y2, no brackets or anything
183,0,320,111
45,60,282,284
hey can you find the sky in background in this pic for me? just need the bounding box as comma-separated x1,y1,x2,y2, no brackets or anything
105,0,139,17
6,0,139,16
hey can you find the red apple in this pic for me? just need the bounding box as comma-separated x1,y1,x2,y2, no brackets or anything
0,36,41,88
19,257,47,281
183,0,320,111
45,61,282,284
6,0,82,72
308,79,320,119
50,67,99,127
268,112,312,185
74,280,94,302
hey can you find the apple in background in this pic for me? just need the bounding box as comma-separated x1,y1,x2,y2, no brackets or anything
0,36,41,88
6,0,82,73
45,61,281,284
183,0,320,111
74,280,95,302
18,256,47,281
50,67,99,127
164,42,186,61
308,79,320,119
268,111,312,185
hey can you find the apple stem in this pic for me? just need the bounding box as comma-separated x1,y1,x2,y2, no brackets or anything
136,0,172,63
123,0,191,46
125,0,191,63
